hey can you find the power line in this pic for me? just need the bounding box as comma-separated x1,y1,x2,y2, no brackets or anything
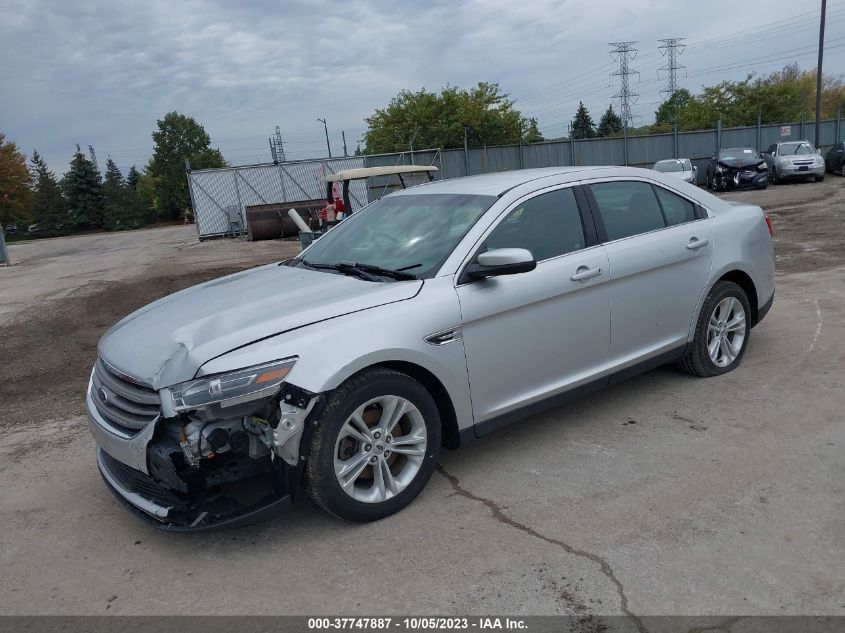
658,37,686,98
609,41,640,126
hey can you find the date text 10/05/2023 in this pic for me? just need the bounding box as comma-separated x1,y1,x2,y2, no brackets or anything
307,617,529,630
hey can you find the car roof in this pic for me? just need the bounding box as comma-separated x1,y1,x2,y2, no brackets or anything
390,166,624,197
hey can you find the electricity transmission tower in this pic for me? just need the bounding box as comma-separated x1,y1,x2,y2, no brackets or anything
268,125,286,163
609,41,640,127
88,145,99,171
658,37,686,99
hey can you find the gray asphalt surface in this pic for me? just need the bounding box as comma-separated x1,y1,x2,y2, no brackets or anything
1,182,843,620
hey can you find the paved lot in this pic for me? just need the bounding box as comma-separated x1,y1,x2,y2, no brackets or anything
1,179,843,621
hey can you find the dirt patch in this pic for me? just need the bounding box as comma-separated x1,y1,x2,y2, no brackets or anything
718,177,845,274
0,266,266,430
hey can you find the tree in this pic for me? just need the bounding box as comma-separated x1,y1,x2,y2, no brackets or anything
570,102,596,139
0,132,33,226
148,112,225,219
652,89,694,131
126,165,141,192
102,158,138,230
596,104,624,137
522,117,544,143
29,150,67,234
63,145,104,229
362,82,540,153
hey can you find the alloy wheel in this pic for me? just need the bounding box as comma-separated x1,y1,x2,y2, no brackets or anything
706,297,746,368
333,395,427,503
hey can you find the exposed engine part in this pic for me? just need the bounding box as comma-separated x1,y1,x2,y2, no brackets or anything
180,417,270,466
241,396,318,466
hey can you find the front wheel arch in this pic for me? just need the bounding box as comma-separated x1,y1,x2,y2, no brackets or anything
342,361,461,450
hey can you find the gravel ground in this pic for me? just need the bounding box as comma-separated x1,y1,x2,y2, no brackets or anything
0,178,843,620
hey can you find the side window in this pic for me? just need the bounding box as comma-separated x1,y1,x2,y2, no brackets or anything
653,186,696,226
484,188,586,261
589,181,666,241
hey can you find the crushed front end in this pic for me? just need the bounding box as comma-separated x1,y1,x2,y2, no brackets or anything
87,356,317,531
713,161,768,190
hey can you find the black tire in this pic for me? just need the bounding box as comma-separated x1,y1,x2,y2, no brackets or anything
305,368,441,522
815,174,825,183
677,281,752,378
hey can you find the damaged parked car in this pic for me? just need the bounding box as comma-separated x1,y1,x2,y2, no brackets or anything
706,147,769,191
88,166,775,531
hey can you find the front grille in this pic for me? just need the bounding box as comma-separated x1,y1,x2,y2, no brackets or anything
91,357,161,431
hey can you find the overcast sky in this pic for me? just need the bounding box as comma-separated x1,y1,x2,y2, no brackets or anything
2,0,842,175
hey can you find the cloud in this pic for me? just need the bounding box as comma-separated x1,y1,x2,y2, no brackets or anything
0,0,838,174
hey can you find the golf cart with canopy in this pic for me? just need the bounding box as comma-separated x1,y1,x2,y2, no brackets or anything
294,165,439,247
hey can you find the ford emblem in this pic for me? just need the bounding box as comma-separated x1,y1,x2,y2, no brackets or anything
97,388,108,404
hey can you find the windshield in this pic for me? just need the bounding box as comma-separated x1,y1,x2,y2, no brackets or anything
779,142,814,155
654,160,684,173
300,193,496,279
718,148,760,162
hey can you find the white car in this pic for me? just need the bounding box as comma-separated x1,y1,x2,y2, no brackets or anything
653,158,697,185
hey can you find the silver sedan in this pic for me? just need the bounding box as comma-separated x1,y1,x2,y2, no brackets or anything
87,166,775,529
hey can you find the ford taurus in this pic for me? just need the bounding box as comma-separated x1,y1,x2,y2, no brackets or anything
87,166,775,530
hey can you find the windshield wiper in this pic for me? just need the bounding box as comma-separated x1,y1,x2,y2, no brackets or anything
298,259,381,282
350,262,420,280
299,259,419,281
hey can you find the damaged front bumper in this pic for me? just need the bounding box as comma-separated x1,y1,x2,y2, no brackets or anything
87,372,318,532
96,448,295,532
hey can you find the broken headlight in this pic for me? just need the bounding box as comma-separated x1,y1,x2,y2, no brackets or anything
168,358,297,413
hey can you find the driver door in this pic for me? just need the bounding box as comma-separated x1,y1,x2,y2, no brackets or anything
455,185,611,432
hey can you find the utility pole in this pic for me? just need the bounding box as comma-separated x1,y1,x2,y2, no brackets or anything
274,125,286,162
609,41,640,128
317,118,332,158
816,0,827,148
658,37,686,99
88,144,99,172
342,130,348,157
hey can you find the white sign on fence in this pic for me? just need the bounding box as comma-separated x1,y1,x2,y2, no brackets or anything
780,126,792,137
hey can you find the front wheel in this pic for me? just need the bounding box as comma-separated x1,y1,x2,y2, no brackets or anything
306,368,441,522
677,281,751,377
815,174,825,182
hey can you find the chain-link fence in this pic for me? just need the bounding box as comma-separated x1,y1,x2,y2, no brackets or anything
187,157,367,239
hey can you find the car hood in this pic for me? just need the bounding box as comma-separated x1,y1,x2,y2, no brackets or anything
98,263,423,389
717,157,763,170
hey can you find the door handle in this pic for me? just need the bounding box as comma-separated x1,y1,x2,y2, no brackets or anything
686,238,709,250
570,266,602,282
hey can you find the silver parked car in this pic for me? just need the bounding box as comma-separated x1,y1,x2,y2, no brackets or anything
652,158,697,185
763,140,825,183
87,167,775,530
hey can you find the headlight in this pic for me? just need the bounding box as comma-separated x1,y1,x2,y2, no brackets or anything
777,157,791,166
169,358,297,412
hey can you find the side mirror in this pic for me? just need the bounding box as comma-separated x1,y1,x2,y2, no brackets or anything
467,248,536,279
817,148,822,155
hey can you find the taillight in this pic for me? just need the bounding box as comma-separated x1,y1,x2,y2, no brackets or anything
765,215,774,237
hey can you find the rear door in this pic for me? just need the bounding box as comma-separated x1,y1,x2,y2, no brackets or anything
456,185,610,427
584,179,713,370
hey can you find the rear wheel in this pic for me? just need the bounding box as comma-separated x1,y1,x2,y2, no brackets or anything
306,368,441,522
677,281,751,378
